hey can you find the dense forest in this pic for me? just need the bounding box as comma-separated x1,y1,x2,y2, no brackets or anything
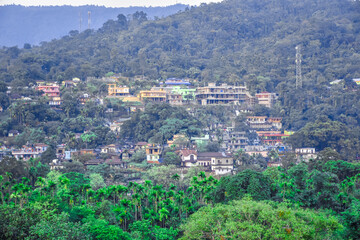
0,0,360,132
1,0,359,83
1,157,360,239
0,4,188,47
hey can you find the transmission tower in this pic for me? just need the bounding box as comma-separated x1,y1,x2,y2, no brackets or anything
295,45,302,89
79,12,82,32
88,11,91,29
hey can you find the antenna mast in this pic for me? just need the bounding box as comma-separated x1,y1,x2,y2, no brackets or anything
295,45,302,89
88,11,91,29
79,12,82,32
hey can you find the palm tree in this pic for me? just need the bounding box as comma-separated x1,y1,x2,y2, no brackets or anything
59,176,70,190
35,177,46,196
116,185,128,204
47,180,57,198
159,207,170,228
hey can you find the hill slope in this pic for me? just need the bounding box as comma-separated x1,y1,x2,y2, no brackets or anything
0,0,359,86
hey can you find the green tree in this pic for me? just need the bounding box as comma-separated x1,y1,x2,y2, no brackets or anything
180,198,342,240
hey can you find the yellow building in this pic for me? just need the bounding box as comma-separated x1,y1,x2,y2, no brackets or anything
138,89,167,102
146,145,162,164
107,84,130,97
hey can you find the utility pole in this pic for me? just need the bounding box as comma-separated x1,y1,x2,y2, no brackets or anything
295,45,302,89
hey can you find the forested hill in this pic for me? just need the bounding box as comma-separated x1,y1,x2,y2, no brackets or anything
0,0,360,87
0,4,188,47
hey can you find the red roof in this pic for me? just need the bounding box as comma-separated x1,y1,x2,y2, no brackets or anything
179,149,197,157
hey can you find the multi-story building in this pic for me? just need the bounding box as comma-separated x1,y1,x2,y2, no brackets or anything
146,145,162,164
245,145,268,158
36,84,60,97
208,152,233,175
196,83,256,106
257,132,290,146
107,84,130,97
229,131,248,151
267,117,282,130
246,116,282,130
255,92,277,108
37,83,61,106
49,96,62,106
139,89,167,102
12,144,49,160
295,148,317,162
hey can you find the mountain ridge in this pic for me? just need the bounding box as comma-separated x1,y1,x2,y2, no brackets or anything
0,4,188,47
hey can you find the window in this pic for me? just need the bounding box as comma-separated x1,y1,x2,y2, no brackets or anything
190,155,194,161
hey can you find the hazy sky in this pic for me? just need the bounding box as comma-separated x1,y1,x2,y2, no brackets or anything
0,0,222,7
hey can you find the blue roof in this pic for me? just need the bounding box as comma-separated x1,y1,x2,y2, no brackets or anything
165,82,191,85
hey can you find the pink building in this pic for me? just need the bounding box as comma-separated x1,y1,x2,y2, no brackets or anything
36,84,60,97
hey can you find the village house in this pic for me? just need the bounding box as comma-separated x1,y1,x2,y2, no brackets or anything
107,84,131,97
295,148,317,162
210,152,234,175
79,149,95,155
100,144,120,154
84,159,103,167
56,145,66,159
8,130,19,137
146,144,162,164
11,143,49,160
49,159,64,170
105,158,128,169
178,149,197,167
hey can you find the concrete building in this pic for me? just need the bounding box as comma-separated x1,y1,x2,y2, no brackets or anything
178,149,197,167
146,145,162,164
107,84,130,97
196,83,256,106
11,143,49,160
139,89,167,102
295,148,317,162
36,84,60,97
255,92,277,108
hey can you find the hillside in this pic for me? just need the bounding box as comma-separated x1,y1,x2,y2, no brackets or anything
0,4,187,47
0,0,360,132
1,0,359,84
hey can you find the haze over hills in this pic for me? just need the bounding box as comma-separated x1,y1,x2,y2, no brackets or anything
0,4,188,47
